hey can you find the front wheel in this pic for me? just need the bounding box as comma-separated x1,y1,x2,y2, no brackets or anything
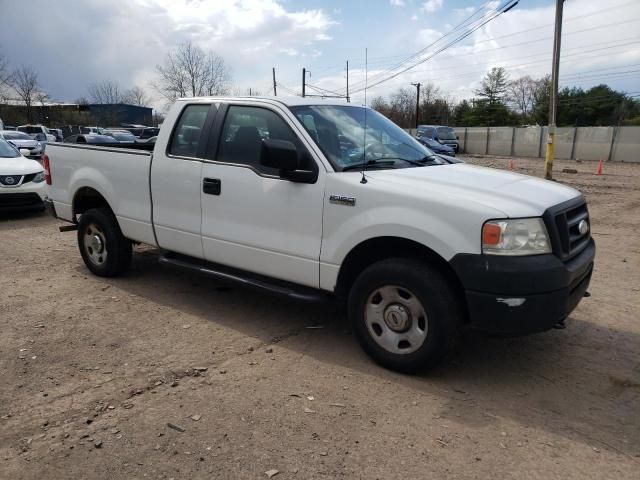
77,208,132,277
348,258,463,373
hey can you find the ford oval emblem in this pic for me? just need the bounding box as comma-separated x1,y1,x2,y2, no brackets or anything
578,219,589,235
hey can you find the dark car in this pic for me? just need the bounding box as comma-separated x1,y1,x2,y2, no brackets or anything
436,153,464,164
49,128,64,142
139,127,160,139
63,134,120,145
417,125,460,153
121,126,159,139
416,136,456,156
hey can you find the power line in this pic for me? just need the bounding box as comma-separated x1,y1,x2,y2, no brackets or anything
301,0,638,77
347,1,518,92
364,40,640,84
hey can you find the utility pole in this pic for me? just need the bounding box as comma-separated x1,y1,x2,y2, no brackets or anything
544,0,564,180
346,60,350,103
302,68,306,98
272,67,277,96
412,82,421,129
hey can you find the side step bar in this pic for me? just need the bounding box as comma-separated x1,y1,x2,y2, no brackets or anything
158,253,330,303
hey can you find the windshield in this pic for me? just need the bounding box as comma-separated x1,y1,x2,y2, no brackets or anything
18,126,43,134
289,105,440,170
436,127,457,141
3,131,32,140
0,138,20,158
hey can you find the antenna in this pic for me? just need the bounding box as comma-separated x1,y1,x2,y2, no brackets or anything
364,48,368,106
360,47,368,184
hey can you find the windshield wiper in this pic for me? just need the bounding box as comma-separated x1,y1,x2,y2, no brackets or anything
341,156,442,172
342,159,398,171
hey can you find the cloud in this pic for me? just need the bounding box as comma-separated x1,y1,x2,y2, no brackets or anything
421,0,444,13
0,0,637,112
390,0,406,6
0,0,336,109
305,0,640,106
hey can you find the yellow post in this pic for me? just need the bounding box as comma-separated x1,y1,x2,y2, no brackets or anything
545,0,564,181
544,126,555,180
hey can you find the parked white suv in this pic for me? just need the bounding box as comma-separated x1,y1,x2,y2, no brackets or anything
45,97,595,372
17,124,56,143
0,138,47,211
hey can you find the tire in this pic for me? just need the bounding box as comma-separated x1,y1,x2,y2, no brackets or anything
77,208,132,277
348,258,463,373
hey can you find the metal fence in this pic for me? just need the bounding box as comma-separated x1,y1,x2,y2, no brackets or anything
404,126,640,162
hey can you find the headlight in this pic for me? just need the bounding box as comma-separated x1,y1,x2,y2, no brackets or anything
36,142,42,148
482,218,551,256
33,171,45,183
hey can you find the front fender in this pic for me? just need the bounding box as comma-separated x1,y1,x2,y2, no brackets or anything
319,205,484,291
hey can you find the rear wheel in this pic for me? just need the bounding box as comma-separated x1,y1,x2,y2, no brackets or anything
348,258,462,373
77,208,131,277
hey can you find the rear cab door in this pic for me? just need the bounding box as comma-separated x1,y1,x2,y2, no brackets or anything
151,100,219,258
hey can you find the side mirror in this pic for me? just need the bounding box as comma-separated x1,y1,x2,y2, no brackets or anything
260,139,299,171
260,138,317,184
19,148,31,156
456,135,459,140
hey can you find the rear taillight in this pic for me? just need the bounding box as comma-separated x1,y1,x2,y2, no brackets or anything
43,154,52,185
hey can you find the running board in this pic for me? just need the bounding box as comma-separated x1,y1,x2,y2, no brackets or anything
158,253,329,302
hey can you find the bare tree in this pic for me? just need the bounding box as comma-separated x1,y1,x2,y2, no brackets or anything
88,80,124,104
153,41,231,102
388,87,417,127
508,76,536,121
122,86,149,106
12,66,41,122
0,52,12,102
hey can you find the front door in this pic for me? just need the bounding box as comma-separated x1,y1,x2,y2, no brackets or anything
200,103,325,288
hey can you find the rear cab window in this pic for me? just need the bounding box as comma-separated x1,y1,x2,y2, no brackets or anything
168,104,212,158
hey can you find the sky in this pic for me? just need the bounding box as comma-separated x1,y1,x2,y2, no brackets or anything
0,0,638,111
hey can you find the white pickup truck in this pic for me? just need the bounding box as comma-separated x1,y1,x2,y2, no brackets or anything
45,97,595,372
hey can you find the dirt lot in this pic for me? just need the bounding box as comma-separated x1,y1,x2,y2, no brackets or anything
1,157,639,479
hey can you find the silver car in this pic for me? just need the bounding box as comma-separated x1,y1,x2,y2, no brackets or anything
0,130,44,158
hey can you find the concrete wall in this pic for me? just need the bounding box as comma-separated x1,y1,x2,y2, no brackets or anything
488,127,513,156
513,127,543,158
443,126,638,162
612,127,640,163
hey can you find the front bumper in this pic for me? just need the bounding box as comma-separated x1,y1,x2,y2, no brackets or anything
0,181,48,212
449,238,595,335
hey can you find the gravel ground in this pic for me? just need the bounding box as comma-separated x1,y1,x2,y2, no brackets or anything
1,157,639,479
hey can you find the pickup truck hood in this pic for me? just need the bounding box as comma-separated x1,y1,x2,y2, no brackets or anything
0,156,44,175
365,163,581,217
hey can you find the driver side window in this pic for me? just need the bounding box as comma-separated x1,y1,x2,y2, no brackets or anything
217,105,313,175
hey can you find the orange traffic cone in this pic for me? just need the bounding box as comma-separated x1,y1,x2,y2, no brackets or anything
596,159,603,176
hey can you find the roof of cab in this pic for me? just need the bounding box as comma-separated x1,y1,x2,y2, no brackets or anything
177,95,362,108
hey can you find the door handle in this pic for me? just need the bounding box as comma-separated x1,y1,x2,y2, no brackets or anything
203,178,221,195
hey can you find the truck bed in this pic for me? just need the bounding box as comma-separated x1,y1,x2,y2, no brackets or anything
47,143,156,246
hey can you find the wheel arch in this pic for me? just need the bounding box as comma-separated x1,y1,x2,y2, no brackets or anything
72,186,114,221
335,236,468,321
